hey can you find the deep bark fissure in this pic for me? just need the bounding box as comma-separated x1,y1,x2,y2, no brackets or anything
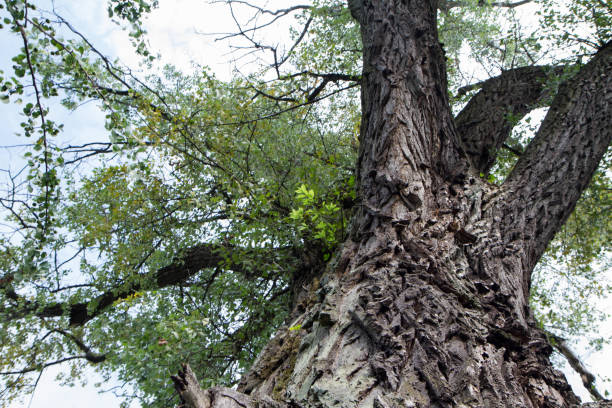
503,41,612,274
172,3,611,408
455,65,568,174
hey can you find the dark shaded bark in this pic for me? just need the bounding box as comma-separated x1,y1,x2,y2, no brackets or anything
455,65,567,173
355,0,467,221
172,3,611,408
503,41,612,275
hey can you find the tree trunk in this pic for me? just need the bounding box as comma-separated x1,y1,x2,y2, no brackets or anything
176,1,612,407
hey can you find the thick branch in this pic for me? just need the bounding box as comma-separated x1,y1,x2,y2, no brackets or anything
547,332,605,401
455,65,566,173
442,0,534,11
501,41,612,272
172,363,211,408
5,243,284,326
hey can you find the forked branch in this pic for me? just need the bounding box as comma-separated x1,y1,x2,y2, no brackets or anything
500,42,612,272
455,65,567,173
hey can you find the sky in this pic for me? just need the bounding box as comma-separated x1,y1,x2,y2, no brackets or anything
1,0,611,406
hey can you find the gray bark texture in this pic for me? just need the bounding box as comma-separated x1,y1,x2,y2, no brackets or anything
455,65,567,173
174,1,612,407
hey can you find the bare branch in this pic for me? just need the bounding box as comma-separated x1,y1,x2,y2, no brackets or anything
273,16,313,75
489,0,534,8
171,363,287,408
547,332,605,401
206,1,314,76
442,0,534,11
210,1,311,17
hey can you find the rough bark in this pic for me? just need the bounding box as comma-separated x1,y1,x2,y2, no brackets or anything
503,41,612,274
174,3,611,408
455,65,567,173
172,364,286,408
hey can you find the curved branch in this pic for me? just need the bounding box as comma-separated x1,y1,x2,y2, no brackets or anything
51,329,106,364
4,243,289,327
455,64,567,173
500,41,612,273
547,332,605,401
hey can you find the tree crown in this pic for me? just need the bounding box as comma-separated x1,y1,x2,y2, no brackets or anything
0,0,610,405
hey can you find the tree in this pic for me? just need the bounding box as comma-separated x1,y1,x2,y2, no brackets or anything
0,0,610,407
